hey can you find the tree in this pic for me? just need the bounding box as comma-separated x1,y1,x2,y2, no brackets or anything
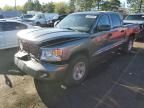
55,2,69,14
110,0,121,11
23,2,34,12
16,6,24,12
3,5,14,11
33,0,41,11
42,2,55,13
100,0,121,11
93,0,103,10
100,1,111,11
69,0,75,12
76,0,94,11
127,0,144,12
68,0,105,11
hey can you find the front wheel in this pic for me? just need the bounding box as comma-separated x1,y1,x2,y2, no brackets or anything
36,22,41,26
64,55,88,86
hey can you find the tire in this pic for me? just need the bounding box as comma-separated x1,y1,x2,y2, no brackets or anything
36,22,41,26
64,55,88,86
121,38,134,54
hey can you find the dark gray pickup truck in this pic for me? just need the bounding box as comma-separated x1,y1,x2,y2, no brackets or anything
15,11,140,85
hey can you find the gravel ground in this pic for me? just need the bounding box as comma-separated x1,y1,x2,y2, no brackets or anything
0,48,47,108
0,75,47,108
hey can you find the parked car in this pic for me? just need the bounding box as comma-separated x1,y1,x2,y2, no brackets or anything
124,14,144,40
15,11,140,86
19,14,34,21
0,15,4,19
47,14,67,27
27,13,59,26
0,19,34,49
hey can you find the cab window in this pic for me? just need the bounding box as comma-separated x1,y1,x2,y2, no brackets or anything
97,15,110,26
110,14,122,28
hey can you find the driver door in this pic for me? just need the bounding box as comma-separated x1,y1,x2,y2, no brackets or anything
90,14,112,62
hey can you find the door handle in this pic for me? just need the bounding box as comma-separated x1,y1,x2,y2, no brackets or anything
90,36,95,39
107,33,112,38
121,30,125,33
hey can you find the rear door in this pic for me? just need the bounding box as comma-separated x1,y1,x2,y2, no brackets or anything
108,14,126,48
3,22,27,48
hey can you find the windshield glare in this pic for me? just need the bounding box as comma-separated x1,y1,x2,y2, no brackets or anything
56,14,97,32
125,15,144,20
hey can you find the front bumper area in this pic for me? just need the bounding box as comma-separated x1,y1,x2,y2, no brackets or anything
14,51,68,80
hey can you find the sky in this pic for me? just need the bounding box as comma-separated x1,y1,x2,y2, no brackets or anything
0,0,127,8
0,0,69,8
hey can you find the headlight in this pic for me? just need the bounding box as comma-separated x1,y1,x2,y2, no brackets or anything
40,48,63,62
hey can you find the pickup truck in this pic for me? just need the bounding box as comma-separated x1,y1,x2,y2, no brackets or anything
124,13,144,40
15,11,140,86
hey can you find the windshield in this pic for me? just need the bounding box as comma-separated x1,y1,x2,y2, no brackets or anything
125,15,144,20
56,14,97,32
31,14,44,20
23,15,33,18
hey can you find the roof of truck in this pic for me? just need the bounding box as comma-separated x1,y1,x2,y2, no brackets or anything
72,11,120,15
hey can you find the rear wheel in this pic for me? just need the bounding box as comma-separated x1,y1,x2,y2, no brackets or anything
64,55,88,86
121,38,134,53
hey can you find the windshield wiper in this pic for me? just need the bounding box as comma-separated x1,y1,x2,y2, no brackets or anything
63,27,76,31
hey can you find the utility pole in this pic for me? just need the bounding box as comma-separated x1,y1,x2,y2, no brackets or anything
15,0,17,10
97,0,101,11
139,0,143,13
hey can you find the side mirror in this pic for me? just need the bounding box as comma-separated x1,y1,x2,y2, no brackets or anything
97,25,111,31
54,20,60,27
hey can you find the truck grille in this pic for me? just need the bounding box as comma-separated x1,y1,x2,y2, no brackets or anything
21,41,40,58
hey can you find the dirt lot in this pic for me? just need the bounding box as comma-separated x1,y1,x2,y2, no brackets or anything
0,41,144,108
0,48,47,108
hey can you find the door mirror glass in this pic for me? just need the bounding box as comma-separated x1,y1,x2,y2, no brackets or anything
54,20,60,27
97,25,111,31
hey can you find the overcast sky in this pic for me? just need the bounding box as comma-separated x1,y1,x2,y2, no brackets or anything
0,0,127,8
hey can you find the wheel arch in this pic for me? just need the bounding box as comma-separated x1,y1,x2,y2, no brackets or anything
69,49,90,62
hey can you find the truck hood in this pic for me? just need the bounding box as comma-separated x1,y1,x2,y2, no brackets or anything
17,28,89,44
124,20,144,24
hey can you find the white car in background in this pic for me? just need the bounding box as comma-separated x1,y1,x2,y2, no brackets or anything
0,20,35,49
27,13,59,26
